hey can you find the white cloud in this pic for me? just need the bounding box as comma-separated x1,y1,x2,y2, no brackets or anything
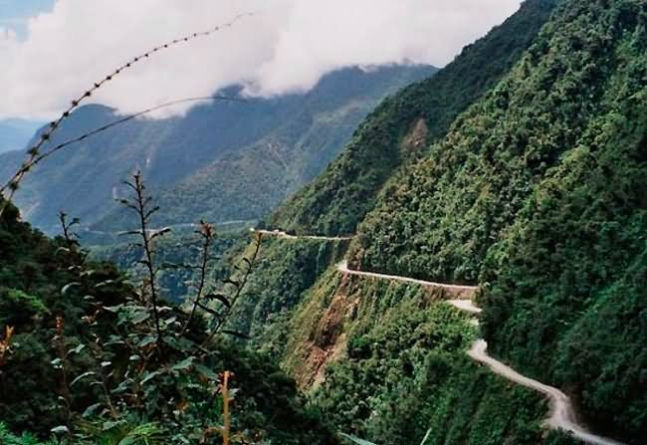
0,0,521,119
0,25,18,49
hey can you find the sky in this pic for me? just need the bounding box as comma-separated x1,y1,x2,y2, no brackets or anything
0,0,522,120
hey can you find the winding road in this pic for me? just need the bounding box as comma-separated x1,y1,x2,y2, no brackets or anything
254,229,354,241
466,340,624,445
257,229,626,445
337,260,478,296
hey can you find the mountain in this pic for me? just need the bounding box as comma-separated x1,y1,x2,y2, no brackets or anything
3,0,645,443
0,118,44,154
218,0,645,443
347,0,647,440
0,64,434,235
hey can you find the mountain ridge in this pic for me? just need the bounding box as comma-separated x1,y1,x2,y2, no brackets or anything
1,64,434,235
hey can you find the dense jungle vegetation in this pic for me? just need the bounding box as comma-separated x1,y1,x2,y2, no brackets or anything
222,241,579,444
346,0,647,441
232,0,645,443
0,198,337,444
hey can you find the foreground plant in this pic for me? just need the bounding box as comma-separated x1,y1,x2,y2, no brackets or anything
39,173,265,442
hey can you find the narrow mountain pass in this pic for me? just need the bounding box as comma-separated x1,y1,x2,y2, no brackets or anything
254,228,354,241
466,340,624,445
255,230,626,444
338,260,477,298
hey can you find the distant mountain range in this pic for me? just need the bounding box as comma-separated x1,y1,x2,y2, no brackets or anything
0,64,435,235
0,118,45,154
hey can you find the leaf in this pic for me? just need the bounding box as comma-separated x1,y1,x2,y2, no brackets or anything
82,402,103,418
204,293,231,308
68,343,85,355
102,419,126,431
195,363,219,381
50,425,70,435
339,433,378,445
104,335,126,346
130,310,150,324
171,357,195,371
138,335,156,348
140,370,162,385
103,304,123,313
70,371,97,387
95,279,118,289
61,282,81,295
118,229,143,237
150,227,171,239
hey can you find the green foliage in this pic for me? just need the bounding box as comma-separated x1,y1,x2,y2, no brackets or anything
227,236,349,355
288,273,549,445
338,0,647,442
0,198,337,444
270,0,558,236
0,422,54,445
0,200,131,433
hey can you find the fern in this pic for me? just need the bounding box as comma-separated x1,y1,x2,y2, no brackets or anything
0,422,54,445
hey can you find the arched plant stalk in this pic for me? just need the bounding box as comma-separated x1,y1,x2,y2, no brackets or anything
0,12,253,216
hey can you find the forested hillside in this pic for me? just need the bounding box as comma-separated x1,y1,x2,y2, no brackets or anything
347,0,647,440
270,0,558,236
0,65,431,235
222,0,645,443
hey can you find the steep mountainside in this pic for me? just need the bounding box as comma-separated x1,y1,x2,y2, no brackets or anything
348,0,647,440
221,0,645,443
0,65,433,234
270,0,558,236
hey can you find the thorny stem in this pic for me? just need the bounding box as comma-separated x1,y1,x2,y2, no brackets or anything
202,232,262,347
200,370,234,445
54,316,73,427
100,370,119,420
87,336,119,420
58,212,84,269
180,222,214,336
0,326,13,402
130,173,164,351
222,371,232,445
